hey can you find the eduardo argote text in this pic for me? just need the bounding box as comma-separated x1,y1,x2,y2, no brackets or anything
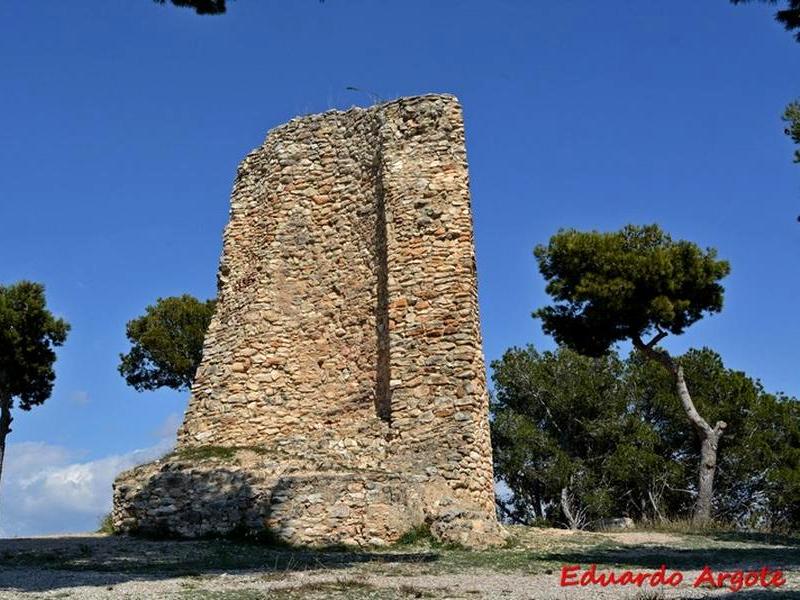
560,564,786,592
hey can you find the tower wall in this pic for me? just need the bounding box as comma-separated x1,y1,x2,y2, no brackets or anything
114,95,500,545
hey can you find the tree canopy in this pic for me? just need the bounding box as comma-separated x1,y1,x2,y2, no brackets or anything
784,101,800,163
534,224,733,523
533,224,730,357
491,346,676,528
0,281,70,487
153,0,227,15
731,1,800,41
118,295,216,392
0,282,70,410
628,348,800,527
492,345,800,529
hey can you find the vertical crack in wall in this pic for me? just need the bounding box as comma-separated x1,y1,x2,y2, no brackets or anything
372,111,392,423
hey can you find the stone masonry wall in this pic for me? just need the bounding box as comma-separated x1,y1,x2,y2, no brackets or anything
180,102,391,472
114,95,500,545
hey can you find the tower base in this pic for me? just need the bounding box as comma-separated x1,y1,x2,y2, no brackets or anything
112,448,506,549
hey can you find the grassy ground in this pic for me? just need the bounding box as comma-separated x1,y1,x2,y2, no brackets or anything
1,527,799,598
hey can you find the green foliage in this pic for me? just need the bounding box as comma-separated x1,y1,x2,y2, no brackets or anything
492,345,800,529
491,346,680,526
733,394,800,527
153,0,227,15
118,295,216,392
533,224,730,357
395,523,437,546
0,281,69,486
177,445,238,462
731,1,800,41
97,513,116,535
784,101,800,163
173,445,275,463
0,281,70,409
628,348,800,528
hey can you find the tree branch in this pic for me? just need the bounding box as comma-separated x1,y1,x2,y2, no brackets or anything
632,334,675,375
632,334,718,438
495,497,525,525
647,328,669,349
676,366,714,436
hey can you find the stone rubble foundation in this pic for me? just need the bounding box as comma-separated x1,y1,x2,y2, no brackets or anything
113,449,505,548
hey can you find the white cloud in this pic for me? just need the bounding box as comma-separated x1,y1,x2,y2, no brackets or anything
0,415,180,538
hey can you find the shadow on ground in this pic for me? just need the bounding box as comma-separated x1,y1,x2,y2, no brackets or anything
535,544,800,571
4,530,800,596
0,535,438,593
716,593,800,599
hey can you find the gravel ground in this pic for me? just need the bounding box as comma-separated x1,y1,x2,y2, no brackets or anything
1,528,797,599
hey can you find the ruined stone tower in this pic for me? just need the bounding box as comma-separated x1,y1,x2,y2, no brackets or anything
113,94,504,547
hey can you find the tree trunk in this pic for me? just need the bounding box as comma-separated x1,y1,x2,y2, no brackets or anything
0,396,12,490
694,428,722,523
560,485,585,530
675,366,726,524
634,337,726,525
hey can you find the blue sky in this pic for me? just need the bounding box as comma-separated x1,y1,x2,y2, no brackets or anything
0,1,798,535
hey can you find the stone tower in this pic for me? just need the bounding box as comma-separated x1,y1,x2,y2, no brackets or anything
113,94,504,547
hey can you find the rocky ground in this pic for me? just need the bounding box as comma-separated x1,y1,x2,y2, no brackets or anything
1,526,798,599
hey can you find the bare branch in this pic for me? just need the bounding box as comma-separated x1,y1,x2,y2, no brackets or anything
646,329,669,349
676,366,713,436
632,335,676,375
